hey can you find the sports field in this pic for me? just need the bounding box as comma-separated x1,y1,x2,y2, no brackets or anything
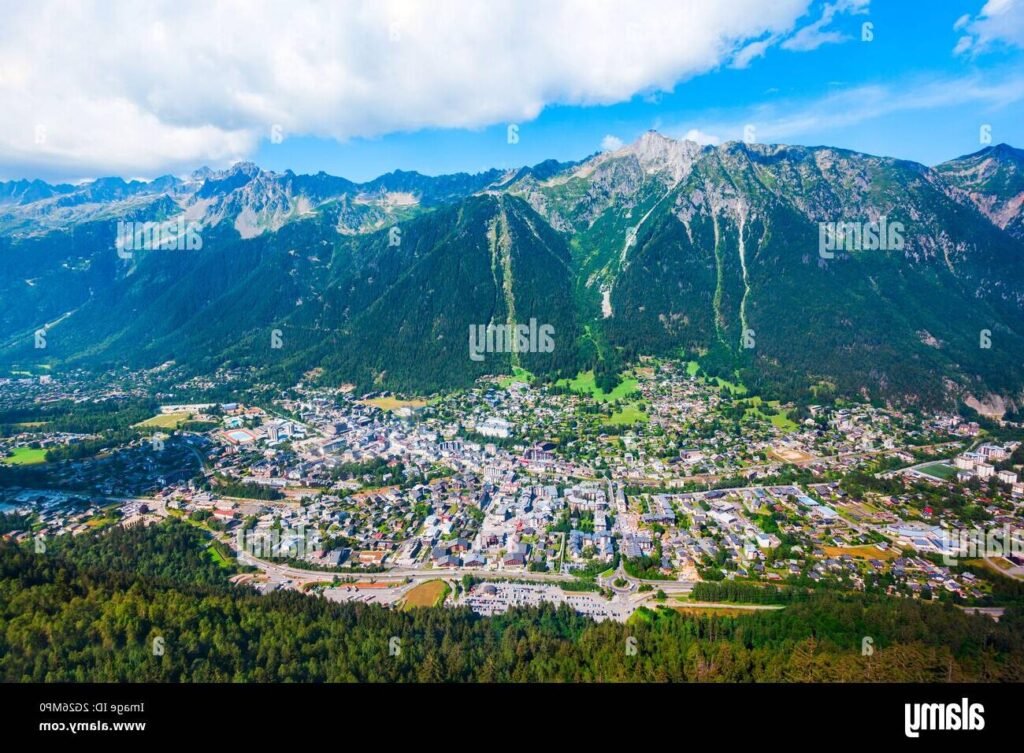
769,446,813,463
916,463,957,480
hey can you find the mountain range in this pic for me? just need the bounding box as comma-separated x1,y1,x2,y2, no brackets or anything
2,133,1023,413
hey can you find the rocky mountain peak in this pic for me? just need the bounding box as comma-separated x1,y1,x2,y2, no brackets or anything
603,130,706,184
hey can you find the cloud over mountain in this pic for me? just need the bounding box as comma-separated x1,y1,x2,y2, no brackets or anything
0,0,822,178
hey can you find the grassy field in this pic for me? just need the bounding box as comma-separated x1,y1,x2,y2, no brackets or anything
673,602,787,617
402,579,451,609
761,399,798,431
207,541,233,569
917,462,958,480
823,544,900,562
606,404,648,425
674,606,763,617
712,374,748,396
684,360,750,393
770,412,798,432
498,366,534,388
360,397,428,412
558,370,638,402
134,411,192,429
965,557,1016,575
737,396,797,431
1,447,48,465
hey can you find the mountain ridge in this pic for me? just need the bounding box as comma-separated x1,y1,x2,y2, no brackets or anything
2,133,1024,413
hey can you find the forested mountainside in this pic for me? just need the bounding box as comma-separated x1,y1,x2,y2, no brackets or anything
3,134,1024,410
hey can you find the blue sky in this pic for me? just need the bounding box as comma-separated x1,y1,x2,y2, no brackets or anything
2,0,1023,182
251,1,1024,179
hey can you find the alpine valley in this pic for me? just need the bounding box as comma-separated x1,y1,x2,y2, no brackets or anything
3,132,1024,412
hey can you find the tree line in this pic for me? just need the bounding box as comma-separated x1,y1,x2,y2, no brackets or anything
2,521,1024,682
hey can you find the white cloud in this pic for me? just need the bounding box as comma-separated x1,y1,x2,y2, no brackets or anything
676,73,1024,146
953,36,975,56
0,0,821,178
600,135,624,152
682,128,722,146
731,37,779,69
731,0,867,69
780,0,870,52
954,0,1024,55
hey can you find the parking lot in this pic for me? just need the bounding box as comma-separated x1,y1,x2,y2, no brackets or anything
323,583,408,606
463,583,634,622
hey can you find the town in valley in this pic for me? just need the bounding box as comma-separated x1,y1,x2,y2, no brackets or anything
3,358,1021,622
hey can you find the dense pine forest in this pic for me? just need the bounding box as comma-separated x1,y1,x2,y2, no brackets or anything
1,521,1023,682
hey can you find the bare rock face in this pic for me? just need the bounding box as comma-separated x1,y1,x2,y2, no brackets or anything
964,393,1010,419
935,143,1024,240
